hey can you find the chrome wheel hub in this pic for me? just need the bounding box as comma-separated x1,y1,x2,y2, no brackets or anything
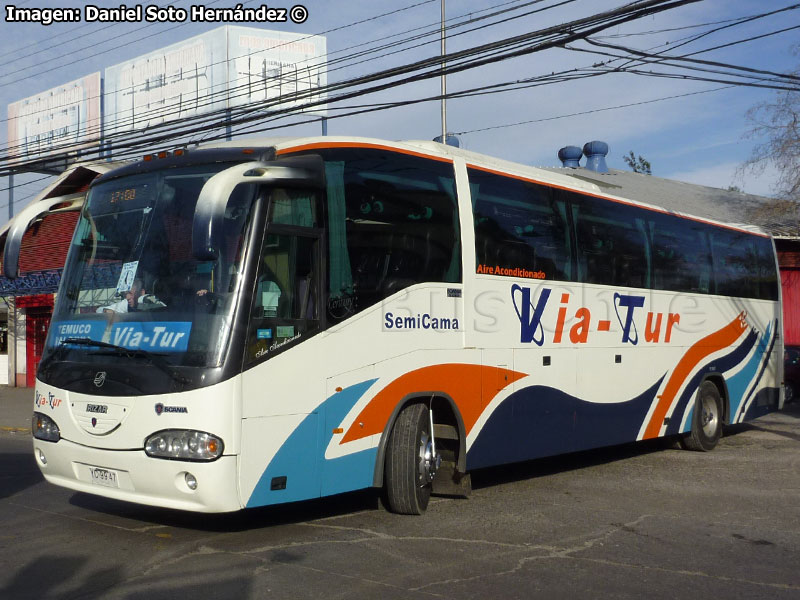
700,395,718,437
418,432,440,486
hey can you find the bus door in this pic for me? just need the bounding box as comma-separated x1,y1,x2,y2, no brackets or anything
240,188,324,505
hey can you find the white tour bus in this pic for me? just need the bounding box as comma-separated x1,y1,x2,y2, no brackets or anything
19,137,782,514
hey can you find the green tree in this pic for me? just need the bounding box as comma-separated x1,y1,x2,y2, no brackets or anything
623,151,651,174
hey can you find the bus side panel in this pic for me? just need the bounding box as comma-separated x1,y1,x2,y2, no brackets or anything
242,414,320,507
239,284,466,508
321,374,379,498
467,377,662,470
464,279,782,470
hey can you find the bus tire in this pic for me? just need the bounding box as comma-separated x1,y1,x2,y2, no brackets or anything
680,381,723,452
385,403,434,515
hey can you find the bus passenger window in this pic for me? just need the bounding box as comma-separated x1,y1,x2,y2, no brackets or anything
470,169,571,281
311,148,461,325
649,215,713,294
755,237,779,301
711,231,760,298
572,198,648,289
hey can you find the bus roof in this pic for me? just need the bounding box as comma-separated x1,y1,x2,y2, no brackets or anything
185,136,774,238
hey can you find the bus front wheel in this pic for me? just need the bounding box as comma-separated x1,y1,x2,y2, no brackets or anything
680,381,723,452
385,403,437,515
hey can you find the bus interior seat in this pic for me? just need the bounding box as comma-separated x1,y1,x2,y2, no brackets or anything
382,233,424,295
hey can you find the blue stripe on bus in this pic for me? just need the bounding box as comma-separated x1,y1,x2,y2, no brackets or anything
246,379,378,508
467,376,664,470
742,387,781,421
667,327,759,436
726,322,773,424
740,321,780,421
320,379,380,498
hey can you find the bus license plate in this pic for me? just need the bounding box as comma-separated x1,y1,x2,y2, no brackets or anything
89,467,119,488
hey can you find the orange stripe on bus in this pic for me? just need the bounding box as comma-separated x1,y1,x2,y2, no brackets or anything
277,141,454,163
340,364,526,445
642,312,748,439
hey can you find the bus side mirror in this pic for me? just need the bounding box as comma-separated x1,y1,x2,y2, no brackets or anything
192,155,325,261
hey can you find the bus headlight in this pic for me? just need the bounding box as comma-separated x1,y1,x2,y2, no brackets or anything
144,430,224,461
32,412,60,442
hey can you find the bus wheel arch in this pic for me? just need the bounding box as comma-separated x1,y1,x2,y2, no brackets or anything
373,393,468,505
705,375,730,424
680,377,726,452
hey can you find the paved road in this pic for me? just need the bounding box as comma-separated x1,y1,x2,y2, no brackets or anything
0,385,34,432
1,399,799,599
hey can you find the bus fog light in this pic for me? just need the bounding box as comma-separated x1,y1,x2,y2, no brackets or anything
145,430,224,461
185,472,198,490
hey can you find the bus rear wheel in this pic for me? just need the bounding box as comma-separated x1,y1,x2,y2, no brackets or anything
680,381,723,452
385,403,438,515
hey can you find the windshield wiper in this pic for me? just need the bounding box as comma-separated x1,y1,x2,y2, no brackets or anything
59,337,189,385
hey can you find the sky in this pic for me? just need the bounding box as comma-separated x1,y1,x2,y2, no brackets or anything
0,0,797,230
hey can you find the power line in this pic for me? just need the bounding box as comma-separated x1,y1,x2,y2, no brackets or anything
0,0,534,143
0,174,56,194
136,0,707,153
666,2,800,56
0,0,195,68
452,85,734,134
0,1,259,87
0,0,604,160
0,0,718,178
575,30,800,86
586,3,800,77
0,0,433,87
135,4,709,152
0,0,454,153
5,0,719,163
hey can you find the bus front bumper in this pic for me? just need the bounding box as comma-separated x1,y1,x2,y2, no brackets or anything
33,438,242,513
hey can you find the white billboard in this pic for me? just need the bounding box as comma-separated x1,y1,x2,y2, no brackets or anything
7,73,101,161
228,26,327,114
104,30,227,137
104,26,326,137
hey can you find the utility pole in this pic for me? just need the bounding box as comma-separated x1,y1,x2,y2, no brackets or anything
440,0,447,141
7,174,13,222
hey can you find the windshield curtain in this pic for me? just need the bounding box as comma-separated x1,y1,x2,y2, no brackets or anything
47,163,256,368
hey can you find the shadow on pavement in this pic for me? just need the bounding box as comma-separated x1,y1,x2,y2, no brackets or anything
68,487,382,533
0,553,253,600
0,439,44,500
468,435,677,492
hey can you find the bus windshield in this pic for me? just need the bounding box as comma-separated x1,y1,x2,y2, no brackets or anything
45,163,256,369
